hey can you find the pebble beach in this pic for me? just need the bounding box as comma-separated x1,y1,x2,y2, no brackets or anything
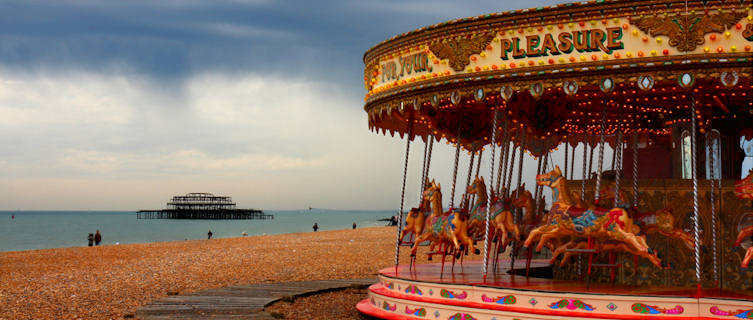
0,226,439,319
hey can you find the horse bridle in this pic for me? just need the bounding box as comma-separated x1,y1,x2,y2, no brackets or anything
540,174,562,184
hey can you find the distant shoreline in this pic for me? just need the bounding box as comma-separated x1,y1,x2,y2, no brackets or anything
1,210,397,253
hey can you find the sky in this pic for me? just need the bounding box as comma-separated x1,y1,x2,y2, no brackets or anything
0,0,610,211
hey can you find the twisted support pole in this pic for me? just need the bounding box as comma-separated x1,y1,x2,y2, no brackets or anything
564,142,569,181
570,141,576,179
614,130,623,207
690,96,702,297
581,141,588,201
419,135,432,203
394,118,414,272
632,133,639,208
594,101,608,205
483,106,499,280
450,138,462,209
706,132,719,288
463,151,476,209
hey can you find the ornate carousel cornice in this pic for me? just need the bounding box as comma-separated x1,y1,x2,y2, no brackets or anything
363,1,753,97
364,55,752,113
363,0,752,64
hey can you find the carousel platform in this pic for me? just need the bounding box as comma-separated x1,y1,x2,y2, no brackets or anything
357,260,753,320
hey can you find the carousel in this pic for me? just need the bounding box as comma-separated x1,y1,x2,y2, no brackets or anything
356,0,753,319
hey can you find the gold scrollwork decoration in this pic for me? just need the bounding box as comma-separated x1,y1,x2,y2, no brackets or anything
628,11,748,52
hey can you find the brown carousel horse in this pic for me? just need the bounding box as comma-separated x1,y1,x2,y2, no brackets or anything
509,184,562,252
734,169,753,267
511,184,540,233
596,179,695,250
466,176,519,250
410,180,478,259
523,166,663,268
633,208,695,250
400,181,432,244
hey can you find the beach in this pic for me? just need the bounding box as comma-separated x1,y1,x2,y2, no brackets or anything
0,226,442,319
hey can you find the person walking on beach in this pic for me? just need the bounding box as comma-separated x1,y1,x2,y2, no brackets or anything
87,233,94,247
313,223,319,232
352,222,357,230
94,230,102,246
207,230,213,239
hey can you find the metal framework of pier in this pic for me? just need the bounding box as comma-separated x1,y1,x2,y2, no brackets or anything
138,193,273,220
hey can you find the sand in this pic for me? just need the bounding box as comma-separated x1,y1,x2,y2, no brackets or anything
0,226,441,320
265,287,368,320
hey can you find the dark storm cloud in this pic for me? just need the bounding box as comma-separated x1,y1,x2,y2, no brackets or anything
0,0,571,90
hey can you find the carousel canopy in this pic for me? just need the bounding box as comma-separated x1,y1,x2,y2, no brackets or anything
363,0,753,156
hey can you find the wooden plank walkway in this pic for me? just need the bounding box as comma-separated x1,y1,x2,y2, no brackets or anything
135,278,376,319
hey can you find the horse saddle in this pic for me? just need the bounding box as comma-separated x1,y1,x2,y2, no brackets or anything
564,205,612,218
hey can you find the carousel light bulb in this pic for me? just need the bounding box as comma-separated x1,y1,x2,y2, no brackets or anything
656,37,663,44
580,55,587,62
731,46,737,52
632,29,639,36
724,31,731,38
626,52,633,58
717,46,724,53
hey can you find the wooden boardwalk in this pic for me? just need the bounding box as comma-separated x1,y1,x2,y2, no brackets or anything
135,278,376,319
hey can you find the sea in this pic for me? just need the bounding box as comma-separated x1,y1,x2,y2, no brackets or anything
0,209,396,252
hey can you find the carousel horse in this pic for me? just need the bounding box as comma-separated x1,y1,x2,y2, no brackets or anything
400,183,432,243
510,185,563,252
735,169,753,199
549,208,695,266
410,180,479,259
466,176,519,250
633,208,696,250
523,166,663,268
596,176,695,249
511,184,539,229
734,225,753,268
733,170,753,268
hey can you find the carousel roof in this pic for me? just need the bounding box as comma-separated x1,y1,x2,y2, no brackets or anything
363,0,753,156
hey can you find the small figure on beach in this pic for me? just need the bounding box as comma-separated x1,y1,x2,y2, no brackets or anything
11,214,14,219
94,230,102,246
313,223,319,232
389,215,397,226
352,222,357,230
87,233,94,247
242,231,248,236
207,230,213,239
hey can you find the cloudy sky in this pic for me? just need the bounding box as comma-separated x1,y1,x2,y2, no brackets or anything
0,0,597,210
